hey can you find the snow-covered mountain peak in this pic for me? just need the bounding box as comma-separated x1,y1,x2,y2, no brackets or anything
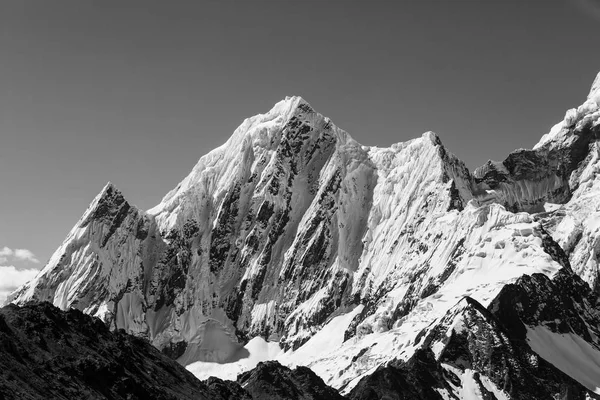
10,94,480,355
78,181,118,215
149,98,460,229
274,95,309,112
6,179,149,311
80,181,128,224
99,180,117,195
11,86,600,398
422,130,441,144
148,96,362,234
228,95,332,143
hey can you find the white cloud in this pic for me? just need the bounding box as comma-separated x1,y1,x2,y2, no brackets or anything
13,248,40,264
0,247,13,264
0,265,39,304
0,246,40,264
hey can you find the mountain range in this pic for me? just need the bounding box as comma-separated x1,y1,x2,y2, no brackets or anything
5,71,600,399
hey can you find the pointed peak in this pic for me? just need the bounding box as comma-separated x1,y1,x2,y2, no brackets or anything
283,95,307,104
387,131,450,155
94,181,123,203
79,182,129,226
588,71,600,102
99,181,117,195
422,131,443,146
282,95,311,108
267,95,313,119
104,181,114,189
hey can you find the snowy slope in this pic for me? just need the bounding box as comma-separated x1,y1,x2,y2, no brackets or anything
8,73,600,398
344,268,600,399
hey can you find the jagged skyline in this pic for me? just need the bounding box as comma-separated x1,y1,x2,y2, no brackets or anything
8,66,600,396
1,0,600,272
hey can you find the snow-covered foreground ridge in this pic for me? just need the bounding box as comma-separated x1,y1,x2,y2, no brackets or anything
8,72,600,398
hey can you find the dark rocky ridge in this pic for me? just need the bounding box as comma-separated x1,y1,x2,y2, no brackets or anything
347,268,600,399
0,302,229,399
438,268,600,399
0,302,346,400
238,361,347,400
347,348,457,400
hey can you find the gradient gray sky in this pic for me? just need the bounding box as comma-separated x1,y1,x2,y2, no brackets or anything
1,0,600,273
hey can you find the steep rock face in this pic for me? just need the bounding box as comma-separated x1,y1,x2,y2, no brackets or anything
7,183,155,326
5,183,184,355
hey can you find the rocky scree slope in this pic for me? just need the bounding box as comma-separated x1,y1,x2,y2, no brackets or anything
7,73,600,398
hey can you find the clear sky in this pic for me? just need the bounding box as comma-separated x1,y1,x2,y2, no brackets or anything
1,0,600,292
